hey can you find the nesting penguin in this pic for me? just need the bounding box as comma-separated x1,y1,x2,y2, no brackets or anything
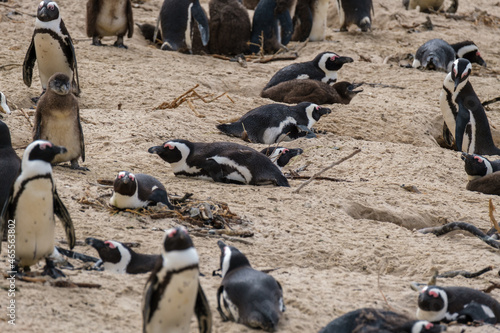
417,285,500,324
23,1,80,97
148,140,290,187
263,52,354,91
0,121,21,216
461,153,500,195
142,227,212,333
318,308,446,333
440,58,500,155
208,0,251,55
157,0,209,54
336,0,374,32
86,0,134,48
0,92,11,115
33,73,86,170
217,102,331,144
249,0,297,54
85,237,160,274
403,0,458,13
215,240,285,332
261,147,303,170
0,140,75,278
109,171,174,210
261,80,362,104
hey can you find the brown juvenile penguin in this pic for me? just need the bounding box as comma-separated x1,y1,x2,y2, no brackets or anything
208,0,251,55
33,73,86,170
261,79,363,104
86,0,134,48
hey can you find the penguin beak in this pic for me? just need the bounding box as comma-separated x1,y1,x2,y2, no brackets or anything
122,176,130,185
54,145,68,155
453,77,461,91
38,7,48,20
337,56,354,65
217,240,227,252
288,148,303,157
348,83,364,93
148,146,163,154
460,152,467,161
85,237,106,250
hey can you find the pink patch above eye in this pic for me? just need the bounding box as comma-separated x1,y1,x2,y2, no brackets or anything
283,149,289,153
474,156,483,163
425,322,433,329
129,174,135,181
429,290,439,298
105,241,116,249
164,143,174,150
39,142,52,150
168,229,177,237
330,55,339,61
477,51,481,56
48,4,54,9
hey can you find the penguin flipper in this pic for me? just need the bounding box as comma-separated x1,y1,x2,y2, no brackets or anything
277,10,293,46
60,19,80,96
442,122,456,149
33,110,42,141
86,0,100,37
53,189,76,249
455,97,471,152
296,124,316,138
148,188,174,210
191,0,210,47
77,106,85,162
195,282,212,333
216,285,230,321
0,187,14,253
126,0,134,38
23,36,36,88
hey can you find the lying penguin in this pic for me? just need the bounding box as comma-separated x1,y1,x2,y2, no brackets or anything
261,147,303,170
319,308,446,333
417,285,500,324
217,102,331,144
261,80,362,104
403,0,458,13
109,171,174,210
214,240,285,332
461,153,500,195
148,140,290,187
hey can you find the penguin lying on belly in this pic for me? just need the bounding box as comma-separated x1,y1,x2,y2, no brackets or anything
461,152,500,195
260,146,303,170
217,102,331,144
148,139,290,187
261,79,362,104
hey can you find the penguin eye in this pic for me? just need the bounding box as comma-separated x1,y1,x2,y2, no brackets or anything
283,149,289,153
164,143,174,150
428,290,439,298
39,142,52,150
168,229,177,237
105,241,116,249
47,2,55,10
315,106,320,110
474,156,483,163
330,55,339,61
129,174,135,181
476,51,481,57
425,323,433,330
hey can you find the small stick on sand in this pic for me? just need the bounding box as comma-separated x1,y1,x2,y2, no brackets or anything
18,108,33,127
377,264,394,311
482,97,500,107
437,266,493,279
483,281,500,294
489,199,500,233
292,149,361,193
417,222,500,249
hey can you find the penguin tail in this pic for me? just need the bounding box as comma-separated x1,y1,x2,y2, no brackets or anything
359,17,371,32
216,123,244,138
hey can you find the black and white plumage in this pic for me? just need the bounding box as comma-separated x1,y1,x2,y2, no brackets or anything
215,240,285,332
417,285,500,324
292,0,330,41
217,102,331,144
0,121,21,214
109,171,174,210
142,227,212,333
261,147,303,169
33,72,85,170
263,52,354,91
337,0,374,32
461,153,500,195
148,140,290,187
440,58,500,155
158,0,209,54
85,237,159,274
23,1,80,96
86,0,134,48
318,308,446,333
0,92,11,115
0,140,75,278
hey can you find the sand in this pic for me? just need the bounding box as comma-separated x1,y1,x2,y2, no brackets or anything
1,0,500,332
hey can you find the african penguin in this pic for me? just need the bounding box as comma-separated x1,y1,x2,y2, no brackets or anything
461,153,500,195
208,0,251,55
85,237,160,274
261,80,363,104
452,41,487,68
86,0,134,48
291,0,330,41
0,140,75,278
33,72,86,170
440,58,500,155
157,0,209,54
148,140,290,187
263,52,354,91
337,0,374,32
261,147,303,170
136,23,162,44
318,308,446,333
215,240,285,332
217,102,331,144
109,171,174,210
249,0,297,54
417,285,500,324
142,227,212,333
0,121,21,219
0,92,11,115
23,1,80,97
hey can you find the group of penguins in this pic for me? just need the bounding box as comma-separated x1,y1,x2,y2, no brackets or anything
1,0,500,332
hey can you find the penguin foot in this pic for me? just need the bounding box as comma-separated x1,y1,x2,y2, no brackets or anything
70,160,89,171
42,259,66,279
113,42,128,49
91,37,103,46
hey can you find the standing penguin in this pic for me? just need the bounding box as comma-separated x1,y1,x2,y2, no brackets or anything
142,227,212,333
109,171,174,209
86,0,134,48
0,92,11,115
208,0,251,55
0,121,21,214
0,140,75,278
417,285,500,324
263,52,354,91
23,1,80,97
214,241,285,332
440,58,500,155
337,0,374,32
158,0,209,54
33,73,86,170
291,0,330,41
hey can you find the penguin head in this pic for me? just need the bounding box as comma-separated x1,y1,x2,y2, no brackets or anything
261,147,303,169
454,41,487,67
0,120,13,148
23,140,67,167
407,320,446,333
163,226,194,252
217,240,251,278
461,152,493,180
85,237,132,266
335,81,363,103
0,92,11,115
451,59,472,91
37,1,60,22
148,140,191,164
315,52,354,73
416,286,448,322
113,171,138,196
301,103,331,125
48,73,71,96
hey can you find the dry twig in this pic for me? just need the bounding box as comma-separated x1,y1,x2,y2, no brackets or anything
417,222,500,249
489,199,500,234
437,266,493,279
18,108,33,127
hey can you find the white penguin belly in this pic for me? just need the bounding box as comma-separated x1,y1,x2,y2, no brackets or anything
309,0,329,41
96,0,128,36
146,269,199,333
41,112,81,164
34,33,73,90
110,191,148,209
14,179,55,267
